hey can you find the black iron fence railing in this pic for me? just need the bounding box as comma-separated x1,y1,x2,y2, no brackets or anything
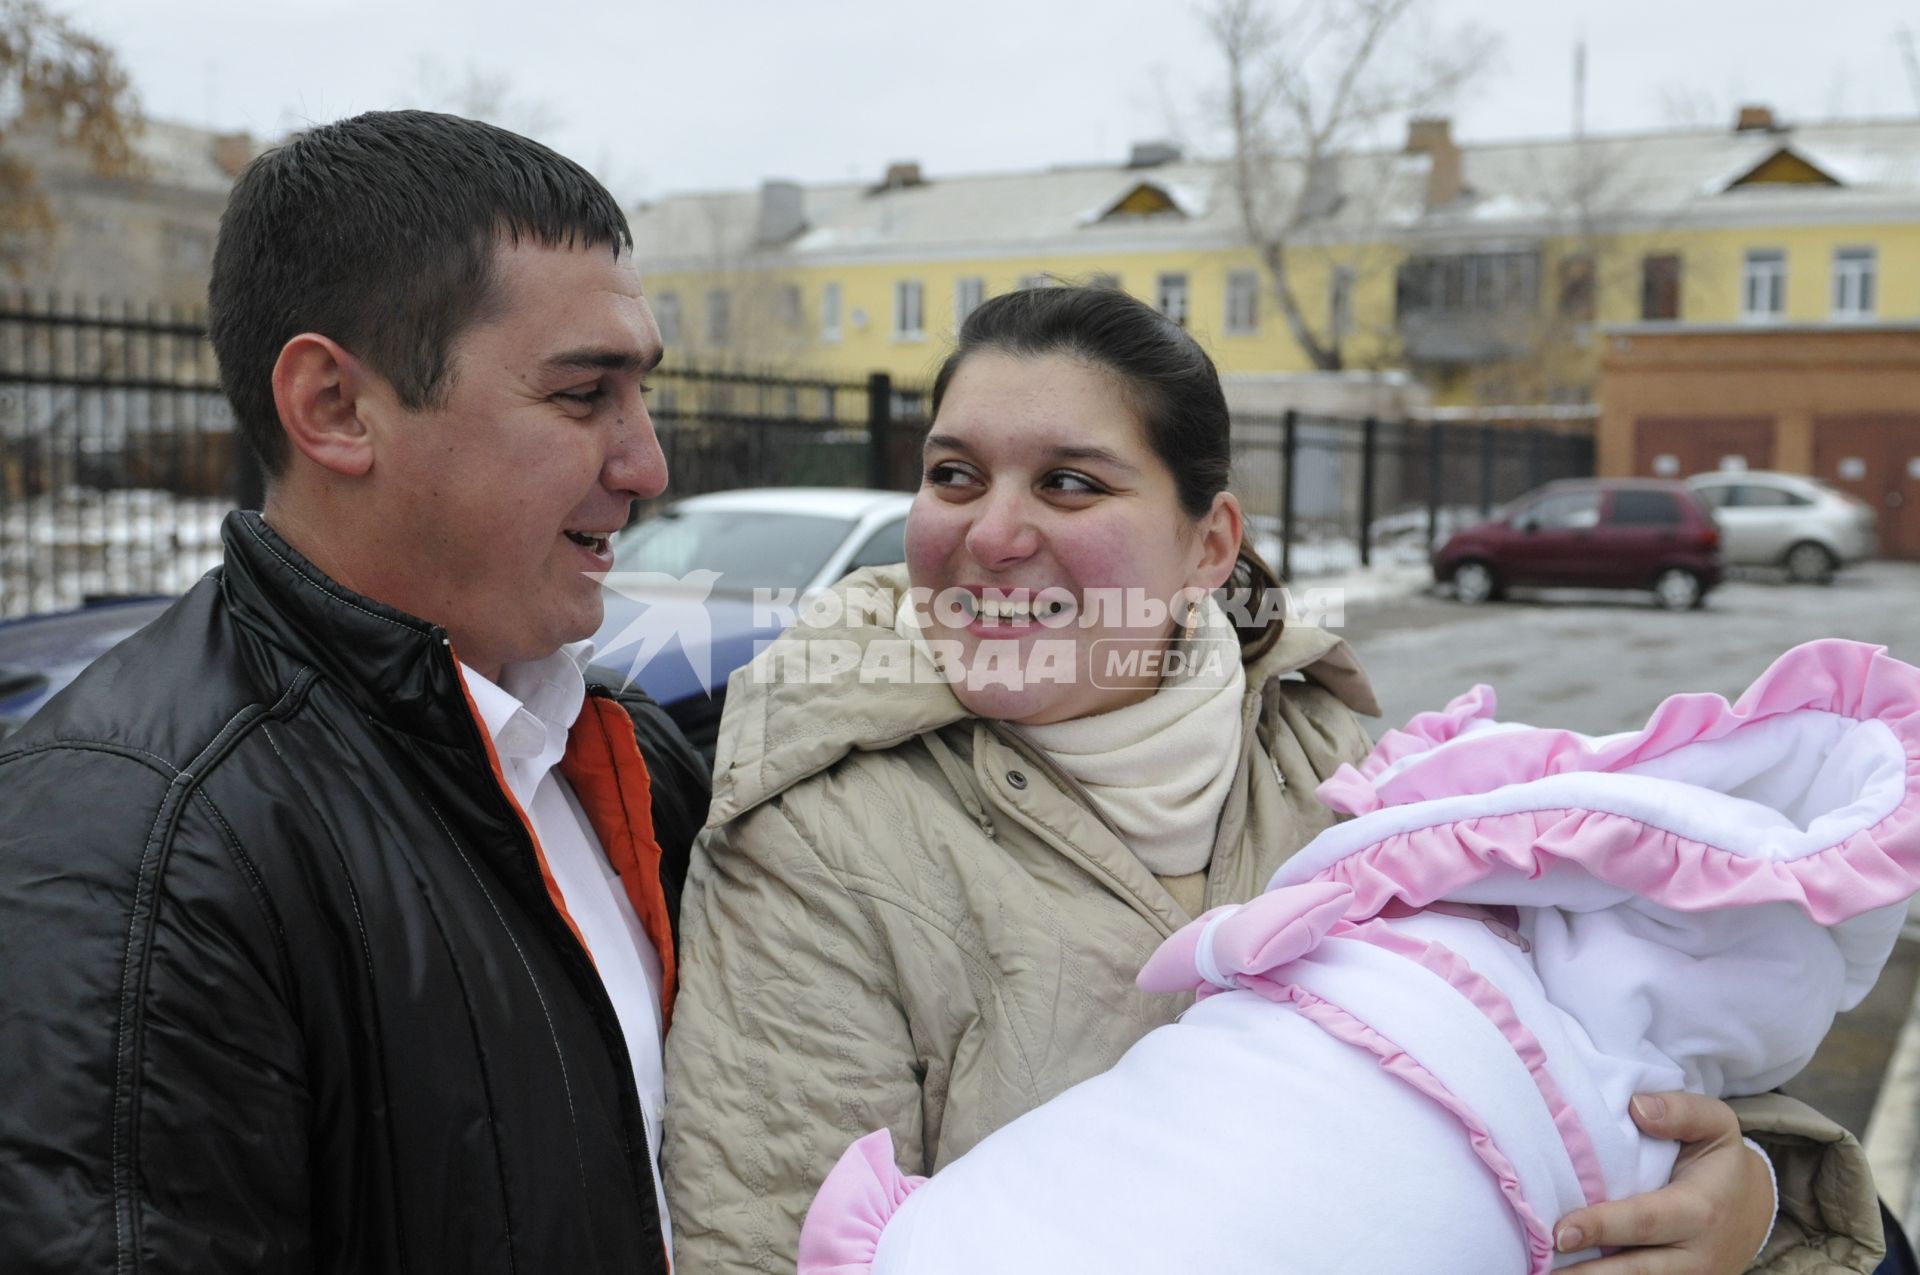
0,295,1592,619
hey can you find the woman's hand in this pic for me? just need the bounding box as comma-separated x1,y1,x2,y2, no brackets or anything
1555,1092,1775,1274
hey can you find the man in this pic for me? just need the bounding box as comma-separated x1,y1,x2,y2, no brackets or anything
0,111,707,1272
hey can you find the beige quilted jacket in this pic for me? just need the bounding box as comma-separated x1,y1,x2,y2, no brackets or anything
662,566,1884,1275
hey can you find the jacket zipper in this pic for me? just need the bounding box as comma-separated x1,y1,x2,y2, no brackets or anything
439,639,668,1259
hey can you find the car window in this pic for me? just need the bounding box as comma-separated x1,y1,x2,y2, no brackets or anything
1692,484,1734,510
1729,484,1811,509
1513,489,1601,530
1607,489,1683,526
843,517,908,572
611,510,857,592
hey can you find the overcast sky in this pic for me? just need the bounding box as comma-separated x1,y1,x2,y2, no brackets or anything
72,0,1920,201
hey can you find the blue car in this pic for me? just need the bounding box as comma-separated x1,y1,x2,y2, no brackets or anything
0,597,174,739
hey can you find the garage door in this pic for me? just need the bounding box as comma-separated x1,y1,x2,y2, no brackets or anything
1633,417,1777,480
1814,414,1920,560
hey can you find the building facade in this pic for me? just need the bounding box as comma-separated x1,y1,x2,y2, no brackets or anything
7,117,259,312
631,108,1920,413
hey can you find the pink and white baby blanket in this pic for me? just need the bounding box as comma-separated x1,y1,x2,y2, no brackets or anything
799,639,1920,1275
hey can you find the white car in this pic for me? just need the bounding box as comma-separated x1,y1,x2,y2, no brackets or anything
606,488,915,596
591,488,916,757
1685,471,1877,584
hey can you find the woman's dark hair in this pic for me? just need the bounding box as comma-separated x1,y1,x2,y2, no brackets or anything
929,285,1285,658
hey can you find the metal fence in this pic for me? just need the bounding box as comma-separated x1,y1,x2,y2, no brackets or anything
0,296,234,618
0,295,1593,619
1229,412,1596,579
640,367,931,518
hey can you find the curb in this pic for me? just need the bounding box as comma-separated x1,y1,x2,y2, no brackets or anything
1864,917,1920,1237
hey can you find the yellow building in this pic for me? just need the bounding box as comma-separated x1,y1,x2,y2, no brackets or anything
631,108,1920,410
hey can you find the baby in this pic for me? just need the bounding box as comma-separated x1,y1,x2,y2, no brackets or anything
800,639,1920,1275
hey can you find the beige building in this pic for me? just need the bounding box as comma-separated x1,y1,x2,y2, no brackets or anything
631,109,1920,415
6,117,258,311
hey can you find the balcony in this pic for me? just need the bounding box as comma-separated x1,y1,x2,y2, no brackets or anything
1396,249,1542,364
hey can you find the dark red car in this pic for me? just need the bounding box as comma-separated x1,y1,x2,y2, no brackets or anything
1432,479,1725,610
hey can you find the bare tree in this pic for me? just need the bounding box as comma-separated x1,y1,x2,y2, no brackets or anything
1202,0,1494,370
0,0,141,276
1898,26,1920,114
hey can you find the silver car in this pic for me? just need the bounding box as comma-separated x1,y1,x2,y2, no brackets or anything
1685,471,1877,583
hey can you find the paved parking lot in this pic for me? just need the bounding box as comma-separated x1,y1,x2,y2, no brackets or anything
1337,561,1920,738
1332,561,1920,1162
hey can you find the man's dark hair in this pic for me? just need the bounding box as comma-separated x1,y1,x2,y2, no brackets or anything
208,109,633,474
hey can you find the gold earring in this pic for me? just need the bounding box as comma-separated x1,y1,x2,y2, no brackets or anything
1179,601,1201,643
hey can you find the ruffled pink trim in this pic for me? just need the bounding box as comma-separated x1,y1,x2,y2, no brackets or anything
1318,683,1498,815
1316,802,1920,928
1282,983,1557,1274
1308,640,1920,923
799,1129,927,1275
1347,922,1609,1208
1319,639,1917,818
1141,887,1610,1217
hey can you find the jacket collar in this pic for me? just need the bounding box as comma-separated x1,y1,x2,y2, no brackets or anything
218,510,481,749
707,563,1381,826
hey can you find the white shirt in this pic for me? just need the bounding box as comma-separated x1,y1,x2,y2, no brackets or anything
460,642,672,1250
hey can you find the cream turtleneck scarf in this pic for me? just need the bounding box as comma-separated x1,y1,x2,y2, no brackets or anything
1013,596,1247,877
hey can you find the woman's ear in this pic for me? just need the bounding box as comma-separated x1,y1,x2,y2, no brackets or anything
1187,491,1245,593
270,333,376,478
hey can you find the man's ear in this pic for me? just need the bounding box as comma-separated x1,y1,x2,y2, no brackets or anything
1189,491,1245,592
270,333,376,477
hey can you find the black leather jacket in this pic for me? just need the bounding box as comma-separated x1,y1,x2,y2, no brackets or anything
0,512,708,1273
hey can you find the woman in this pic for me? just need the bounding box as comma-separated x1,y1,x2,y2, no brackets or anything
663,287,1880,1273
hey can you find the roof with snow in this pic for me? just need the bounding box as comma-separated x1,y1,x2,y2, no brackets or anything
632,116,1920,269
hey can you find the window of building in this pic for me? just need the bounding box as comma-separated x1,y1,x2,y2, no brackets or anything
1017,273,1055,291
1832,246,1876,318
954,276,985,329
1085,272,1121,290
780,284,802,328
655,291,681,346
894,279,925,340
1557,254,1595,321
821,282,843,343
1156,272,1190,327
1224,269,1258,335
1329,266,1355,339
706,289,731,345
1740,249,1786,320
1394,252,1540,318
1640,254,1681,321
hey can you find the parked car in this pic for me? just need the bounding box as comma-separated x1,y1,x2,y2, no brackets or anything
0,596,173,740
1685,470,1877,583
1431,479,1724,610
591,488,915,756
